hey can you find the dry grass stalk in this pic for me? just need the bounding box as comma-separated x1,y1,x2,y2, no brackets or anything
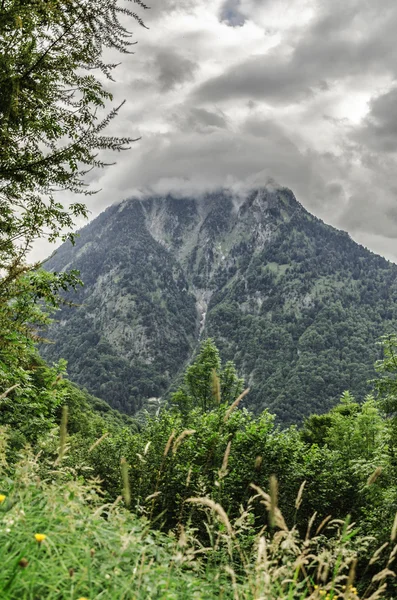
185,466,192,487
172,430,196,454
224,565,239,600
186,497,234,536
178,524,188,548
212,369,221,404
256,535,267,566
315,515,332,536
163,430,176,457
366,583,388,600
145,491,162,502
269,475,278,529
391,513,397,542
0,383,20,399
343,558,357,600
367,466,383,486
120,457,131,507
219,441,232,479
369,542,389,565
371,567,396,583
295,480,306,510
305,512,318,542
250,482,288,531
54,405,68,465
88,432,110,453
144,441,151,455
387,543,397,567
224,388,250,422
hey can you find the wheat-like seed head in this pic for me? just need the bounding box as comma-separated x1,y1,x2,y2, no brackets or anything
391,513,397,542
305,512,318,542
186,497,234,536
224,388,250,422
295,480,306,510
88,432,110,453
219,441,231,479
367,466,383,486
366,583,388,600
54,405,68,465
163,430,175,457
120,457,131,507
173,430,196,454
212,369,221,404
250,482,288,531
370,542,389,565
315,515,332,536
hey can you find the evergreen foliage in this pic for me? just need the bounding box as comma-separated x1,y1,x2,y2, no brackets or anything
42,190,397,423
2,2,397,596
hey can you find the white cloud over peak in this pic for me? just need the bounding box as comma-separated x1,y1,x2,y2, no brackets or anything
34,0,397,264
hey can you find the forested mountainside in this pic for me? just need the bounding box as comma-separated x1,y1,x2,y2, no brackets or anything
42,186,397,424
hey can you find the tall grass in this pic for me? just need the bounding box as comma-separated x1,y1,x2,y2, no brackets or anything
0,423,396,599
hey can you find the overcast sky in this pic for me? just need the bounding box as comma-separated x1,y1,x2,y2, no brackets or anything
39,0,397,262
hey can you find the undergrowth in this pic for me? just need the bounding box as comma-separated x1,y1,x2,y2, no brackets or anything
0,425,396,599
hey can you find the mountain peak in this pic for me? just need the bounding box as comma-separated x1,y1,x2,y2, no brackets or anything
42,187,397,424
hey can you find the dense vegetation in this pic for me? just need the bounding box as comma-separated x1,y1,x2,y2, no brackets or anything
4,335,397,598
2,0,397,597
43,190,397,423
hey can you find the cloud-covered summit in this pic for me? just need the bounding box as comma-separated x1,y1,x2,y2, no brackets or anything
38,0,397,263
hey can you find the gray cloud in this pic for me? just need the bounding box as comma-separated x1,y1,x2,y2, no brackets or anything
30,0,397,265
194,0,397,107
219,0,246,27
354,86,397,153
155,49,197,91
193,52,317,105
172,107,228,132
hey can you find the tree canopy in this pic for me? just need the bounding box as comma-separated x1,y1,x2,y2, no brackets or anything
0,0,148,277
0,0,149,367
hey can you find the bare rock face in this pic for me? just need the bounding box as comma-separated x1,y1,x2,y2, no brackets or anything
42,187,397,424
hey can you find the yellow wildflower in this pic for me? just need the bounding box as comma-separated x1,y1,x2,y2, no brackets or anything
34,533,46,543
0,494,6,504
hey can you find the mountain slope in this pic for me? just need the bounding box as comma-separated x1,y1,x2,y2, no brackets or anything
42,187,397,423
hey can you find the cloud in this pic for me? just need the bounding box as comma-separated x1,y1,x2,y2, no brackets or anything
219,0,246,27
30,0,397,265
192,52,317,105
354,86,397,153
155,50,197,91
172,107,228,132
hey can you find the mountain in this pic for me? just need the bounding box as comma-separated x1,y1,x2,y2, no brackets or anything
41,187,397,424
